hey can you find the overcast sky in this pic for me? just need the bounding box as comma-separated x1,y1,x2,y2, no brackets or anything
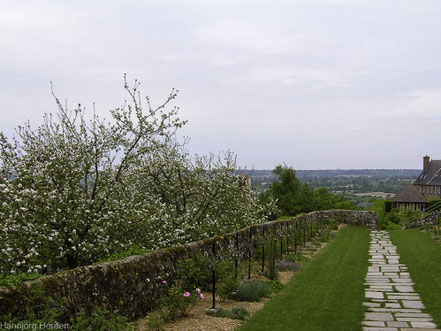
1,0,441,170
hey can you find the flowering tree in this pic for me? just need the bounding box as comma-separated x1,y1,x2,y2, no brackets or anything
0,77,277,275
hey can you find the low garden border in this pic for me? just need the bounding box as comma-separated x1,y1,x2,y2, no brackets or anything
0,210,376,321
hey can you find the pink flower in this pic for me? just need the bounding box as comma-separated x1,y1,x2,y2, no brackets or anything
184,292,191,298
199,293,204,300
196,288,201,294
161,280,167,284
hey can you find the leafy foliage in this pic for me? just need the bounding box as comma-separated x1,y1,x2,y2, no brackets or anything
0,283,132,329
177,257,210,291
0,272,42,287
70,308,129,331
265,279,284,292
95,245,150,264
371,199,387,229
382,207,423,229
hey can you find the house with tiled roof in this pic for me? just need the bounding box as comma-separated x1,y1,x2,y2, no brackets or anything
392,155,441,211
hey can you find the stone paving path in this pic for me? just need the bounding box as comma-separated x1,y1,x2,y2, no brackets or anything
363,230,439,331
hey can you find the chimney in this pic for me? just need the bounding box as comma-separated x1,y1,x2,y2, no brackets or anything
424,155,430,171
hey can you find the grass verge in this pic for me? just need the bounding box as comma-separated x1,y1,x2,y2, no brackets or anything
238,226,370,331
390,230,441,327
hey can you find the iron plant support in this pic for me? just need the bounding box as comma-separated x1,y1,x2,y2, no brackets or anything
280,224,283,259
211,242,216,309
302,220,307,247
234,233,239,280
294,221,298,254
261,227,265,273
248,228,252,279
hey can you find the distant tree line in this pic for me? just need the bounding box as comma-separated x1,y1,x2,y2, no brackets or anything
260,165,358,220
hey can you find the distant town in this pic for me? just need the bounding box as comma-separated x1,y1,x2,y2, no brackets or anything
246,169,421,207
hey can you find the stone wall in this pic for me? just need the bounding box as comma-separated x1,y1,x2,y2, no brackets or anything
405,211,440,229
0,210,376,321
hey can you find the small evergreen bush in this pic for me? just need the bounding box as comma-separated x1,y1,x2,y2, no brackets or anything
218,276,239,299
236,279,270,302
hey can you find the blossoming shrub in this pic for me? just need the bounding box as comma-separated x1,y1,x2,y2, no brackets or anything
158,286,204,321
0,77,277,276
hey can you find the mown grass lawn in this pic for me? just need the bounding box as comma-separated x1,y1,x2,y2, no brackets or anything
238,226,370,331
390,230,441,327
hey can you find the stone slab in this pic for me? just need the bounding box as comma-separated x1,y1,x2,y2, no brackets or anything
395,313,431,318
384,303,401,308
396,318,433,322
387,296,420,300
402,300,425,309
368,308,422,313
410,321,438,328
392,278,413,283
363,321,385,327
394,286,415,293
366,291,384,299
365,313,394,321
387,321,409,327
